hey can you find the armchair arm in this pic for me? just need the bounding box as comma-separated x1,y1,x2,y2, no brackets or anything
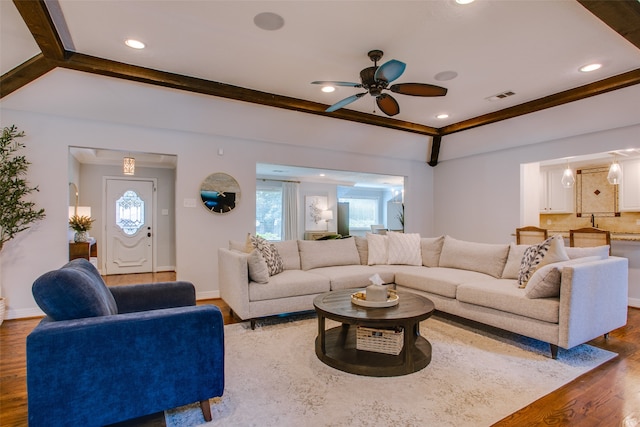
27,305,224,427
109,281,196,313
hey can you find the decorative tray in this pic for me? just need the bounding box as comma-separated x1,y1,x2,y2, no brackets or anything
351,290,399,308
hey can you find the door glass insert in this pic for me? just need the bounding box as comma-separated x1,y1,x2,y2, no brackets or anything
116,190,145,235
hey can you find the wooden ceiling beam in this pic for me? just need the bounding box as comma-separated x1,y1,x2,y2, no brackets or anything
12,0,66,61
439,68,640,135
577,0,640,50
0,54,55,98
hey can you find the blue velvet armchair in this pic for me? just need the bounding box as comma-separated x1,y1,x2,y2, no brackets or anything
27,259,224,427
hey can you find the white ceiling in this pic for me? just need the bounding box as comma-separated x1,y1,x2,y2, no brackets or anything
1,0,640,163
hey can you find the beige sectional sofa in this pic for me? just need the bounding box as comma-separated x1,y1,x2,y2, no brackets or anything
218,233,628,358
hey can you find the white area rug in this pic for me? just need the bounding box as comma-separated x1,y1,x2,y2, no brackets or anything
166,315,615,427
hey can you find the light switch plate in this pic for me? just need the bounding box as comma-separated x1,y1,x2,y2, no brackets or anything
161,209,169,215
183,198,197,208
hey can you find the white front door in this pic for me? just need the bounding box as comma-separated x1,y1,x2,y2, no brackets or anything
105,179,155,275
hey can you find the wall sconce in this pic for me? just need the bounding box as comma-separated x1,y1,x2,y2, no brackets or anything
123,156,135,175
320,210,333,231
607,157,622,185
561,161,575,188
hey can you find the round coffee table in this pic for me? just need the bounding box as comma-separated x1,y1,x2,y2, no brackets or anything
313,289,435,377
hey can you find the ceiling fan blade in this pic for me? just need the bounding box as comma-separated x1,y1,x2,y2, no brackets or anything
325,93,367,112
389,83,448,97
376,94,400,116
374,60,406,83
311,81,361,87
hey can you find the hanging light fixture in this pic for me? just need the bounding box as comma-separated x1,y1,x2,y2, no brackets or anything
607,156,622,185
123,156,135,175
561,160,575,188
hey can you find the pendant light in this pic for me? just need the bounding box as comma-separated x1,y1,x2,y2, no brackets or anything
123,156,135,175
561,161,575,188
607,156,622,185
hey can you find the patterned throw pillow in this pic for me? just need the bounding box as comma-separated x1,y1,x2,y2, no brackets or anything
517,238,552,288
250,235,284,276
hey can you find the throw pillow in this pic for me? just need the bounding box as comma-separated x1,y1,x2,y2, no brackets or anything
247,250,270,284
420,236,444,267
366,233,388,265
387,231,422,266
438,235,510,278
250,235,284,276
517,234,569,288
501,243,531,279
354,236,369,265
524,256,601,298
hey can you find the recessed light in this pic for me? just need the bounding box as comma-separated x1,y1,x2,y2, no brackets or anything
321,86,335,93
125,39,145,49
254,12,285,31
579,63,602,73
456,0,475,4
436,113,449,119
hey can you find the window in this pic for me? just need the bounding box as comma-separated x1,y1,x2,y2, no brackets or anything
116,190,145,235
256,183,282,240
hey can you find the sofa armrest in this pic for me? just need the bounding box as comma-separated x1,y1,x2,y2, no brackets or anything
558,256,628,349
27,305,224,427
109,281,196,313
218,248,251,320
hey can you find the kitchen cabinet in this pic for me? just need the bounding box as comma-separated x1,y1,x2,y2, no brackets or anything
540,167,574,213
619,158,640,211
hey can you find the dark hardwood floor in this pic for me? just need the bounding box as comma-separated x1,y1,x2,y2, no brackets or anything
1,272,638,426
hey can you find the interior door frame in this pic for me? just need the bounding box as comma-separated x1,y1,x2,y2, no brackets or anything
101,176,158,275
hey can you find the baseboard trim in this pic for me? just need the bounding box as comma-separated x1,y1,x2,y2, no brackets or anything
156,265,176,272
629,297,640,309
6,306,45,320
197,291,220,301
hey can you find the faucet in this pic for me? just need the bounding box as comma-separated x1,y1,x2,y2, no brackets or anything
591,214,596,228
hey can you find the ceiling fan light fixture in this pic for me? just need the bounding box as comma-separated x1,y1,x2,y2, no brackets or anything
124,39,145,49
579,63,602,73
456,0,475,4
321,86,335,93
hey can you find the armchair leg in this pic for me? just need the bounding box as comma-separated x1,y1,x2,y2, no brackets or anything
550,344,559,359
200,399,212,422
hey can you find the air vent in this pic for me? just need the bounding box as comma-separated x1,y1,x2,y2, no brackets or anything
486,90,515,102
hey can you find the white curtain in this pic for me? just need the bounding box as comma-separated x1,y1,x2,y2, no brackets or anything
282,182,299,240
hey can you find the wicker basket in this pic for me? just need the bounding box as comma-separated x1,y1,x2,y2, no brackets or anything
356,326,404,355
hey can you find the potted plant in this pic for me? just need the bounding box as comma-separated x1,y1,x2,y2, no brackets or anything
69,214,95,242
0,125,46,324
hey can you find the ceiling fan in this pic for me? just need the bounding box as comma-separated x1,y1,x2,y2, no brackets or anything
312,50,448,117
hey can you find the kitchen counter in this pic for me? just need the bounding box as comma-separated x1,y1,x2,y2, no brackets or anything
546,231,640,242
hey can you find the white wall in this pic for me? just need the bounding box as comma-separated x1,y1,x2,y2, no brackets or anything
0,108,434,318
433,123,640,305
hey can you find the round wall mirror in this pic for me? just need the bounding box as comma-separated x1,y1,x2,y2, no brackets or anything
200,173,241,214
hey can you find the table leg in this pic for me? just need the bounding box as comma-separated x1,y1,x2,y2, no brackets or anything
337,323,350,347
318,314,326,354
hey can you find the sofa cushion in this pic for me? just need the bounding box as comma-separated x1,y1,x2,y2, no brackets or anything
524,256,601,298
309,265,395,291
501,243,531,279
366,233,388,265
251,235,284,276
438,236,510,278
394,267,494,299
564,245,609,260
517,235,569,287
354,236,368,265
249,270,330,301
247,250,270,284
298,238,360,270
273,240,301,270
456,280,559,323
32,259,118,321
387,231,422,266
421,236,444,267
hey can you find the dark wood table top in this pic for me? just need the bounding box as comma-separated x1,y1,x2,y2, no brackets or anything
313,288,435,326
